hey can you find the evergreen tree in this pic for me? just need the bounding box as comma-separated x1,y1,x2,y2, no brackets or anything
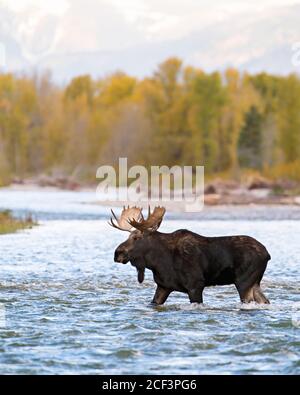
238,106,263,169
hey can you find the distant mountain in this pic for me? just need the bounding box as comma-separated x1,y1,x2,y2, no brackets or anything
1,3,299,82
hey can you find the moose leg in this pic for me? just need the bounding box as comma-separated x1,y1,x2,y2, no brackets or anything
151,286,171,305
236,285,255,303
253,284,270,304
188,287,204,304
236,283,270,304
236,259,270,304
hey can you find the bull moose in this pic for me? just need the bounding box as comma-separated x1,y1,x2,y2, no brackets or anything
110,206,270,305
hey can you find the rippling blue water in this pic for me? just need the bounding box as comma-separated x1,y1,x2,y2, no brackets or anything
0,189,299,374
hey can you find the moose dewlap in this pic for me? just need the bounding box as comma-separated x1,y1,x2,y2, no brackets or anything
111,206,270,305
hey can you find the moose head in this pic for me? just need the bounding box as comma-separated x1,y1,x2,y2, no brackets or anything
110,206,166,283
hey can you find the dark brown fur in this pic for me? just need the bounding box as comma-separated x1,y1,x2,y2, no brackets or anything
114,229,271,305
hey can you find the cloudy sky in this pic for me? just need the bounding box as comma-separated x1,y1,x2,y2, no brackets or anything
0,0,299,79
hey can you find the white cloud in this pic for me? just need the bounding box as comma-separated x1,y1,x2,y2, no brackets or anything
1,0,69,15
102,0,300,42
1,0,299,50
0,0,299,76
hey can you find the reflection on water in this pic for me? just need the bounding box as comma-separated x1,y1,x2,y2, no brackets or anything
0,189,299,374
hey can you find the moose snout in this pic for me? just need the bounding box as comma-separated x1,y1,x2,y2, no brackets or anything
114,247,129,264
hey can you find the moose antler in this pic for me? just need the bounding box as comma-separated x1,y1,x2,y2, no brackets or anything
109,206,143,232
128,206,166,232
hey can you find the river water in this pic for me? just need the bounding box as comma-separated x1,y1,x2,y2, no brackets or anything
0,188,299,374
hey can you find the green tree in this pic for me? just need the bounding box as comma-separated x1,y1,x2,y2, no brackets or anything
277,74,300,163
238,106,263,169
187,71,226,172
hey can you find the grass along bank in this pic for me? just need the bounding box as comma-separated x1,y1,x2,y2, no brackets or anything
0,210,36,235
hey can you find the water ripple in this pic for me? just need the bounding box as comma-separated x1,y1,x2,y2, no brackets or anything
0,191,299,374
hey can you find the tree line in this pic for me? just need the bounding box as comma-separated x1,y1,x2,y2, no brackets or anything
0,57,300,185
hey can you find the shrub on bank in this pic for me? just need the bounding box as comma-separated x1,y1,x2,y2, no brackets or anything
0,210,36,234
